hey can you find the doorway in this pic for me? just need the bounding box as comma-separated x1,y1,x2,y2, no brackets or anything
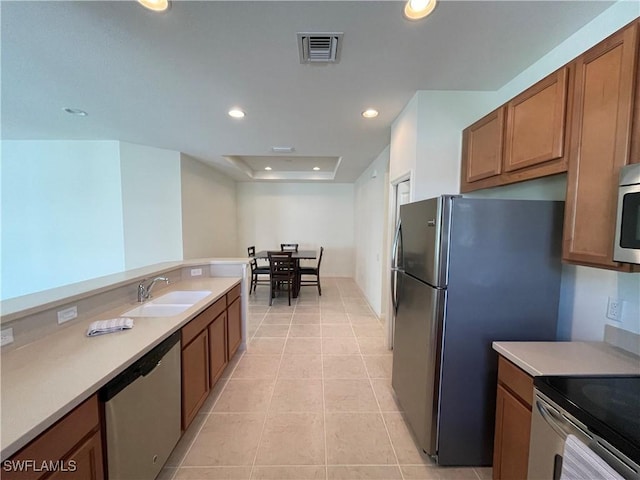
385,175,411,349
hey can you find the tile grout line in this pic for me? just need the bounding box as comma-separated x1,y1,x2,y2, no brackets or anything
179,280,485,479
349,292,407,480
247,295,292,479
320,292,331,480
164,301,260,479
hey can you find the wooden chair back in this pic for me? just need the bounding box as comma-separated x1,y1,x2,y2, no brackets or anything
268,251,295,279
280,243,299,252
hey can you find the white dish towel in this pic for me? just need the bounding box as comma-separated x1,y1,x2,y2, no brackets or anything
87,318,134,337
560,434,624,480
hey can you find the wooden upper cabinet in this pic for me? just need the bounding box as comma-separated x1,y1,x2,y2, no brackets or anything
462,107,505,184
460,69,572,193
563,21,639,270
504,68,568,172
631,19,640,165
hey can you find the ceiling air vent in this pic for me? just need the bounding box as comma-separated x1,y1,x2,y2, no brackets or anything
297,32,343,64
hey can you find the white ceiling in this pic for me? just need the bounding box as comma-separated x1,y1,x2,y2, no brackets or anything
1,0,615,182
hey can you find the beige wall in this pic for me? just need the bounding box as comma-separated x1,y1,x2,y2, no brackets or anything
121,142,184,270
180,154,239,259
237,182,355,277
354,147,390,316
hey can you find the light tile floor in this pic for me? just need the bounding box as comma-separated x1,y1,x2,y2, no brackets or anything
159,278,492,480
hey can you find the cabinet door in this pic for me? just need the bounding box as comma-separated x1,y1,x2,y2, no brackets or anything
462,107,505,184
504,68,568,172
3,396,101,480
563,22,639,270
492,384,531,480
48,431,104,480
227,297,242,359
181,329,210,430
209,311,228,386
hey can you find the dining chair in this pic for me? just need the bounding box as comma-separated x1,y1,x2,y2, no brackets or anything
248,245,269,294
299,246,324,295
280,243,299,252
267,251,295,306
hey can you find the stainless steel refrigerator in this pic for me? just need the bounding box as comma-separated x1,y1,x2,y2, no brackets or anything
390,195,563,466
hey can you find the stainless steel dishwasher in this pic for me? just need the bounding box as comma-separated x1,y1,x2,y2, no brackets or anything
101,331,181,480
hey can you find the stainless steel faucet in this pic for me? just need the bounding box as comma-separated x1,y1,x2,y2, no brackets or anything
137,277,169,302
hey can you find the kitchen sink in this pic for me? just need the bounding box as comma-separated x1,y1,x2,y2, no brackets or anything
122,304,193,317
150,290,211,305
122,290,212,317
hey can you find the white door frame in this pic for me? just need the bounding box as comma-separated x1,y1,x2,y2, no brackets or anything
384,171,412,349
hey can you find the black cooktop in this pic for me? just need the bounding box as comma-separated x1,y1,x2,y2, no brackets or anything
535,375,640,464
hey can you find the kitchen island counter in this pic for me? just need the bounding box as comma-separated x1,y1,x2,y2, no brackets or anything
1,276,241,460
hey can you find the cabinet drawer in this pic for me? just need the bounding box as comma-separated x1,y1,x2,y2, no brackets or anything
5,396,100,480
227,284,241,304
181,297,226,346
497,356,533,408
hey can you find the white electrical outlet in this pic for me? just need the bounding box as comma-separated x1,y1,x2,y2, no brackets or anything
606,297,621,321
57,306,78,324
191,268,203,277
1,328,14,347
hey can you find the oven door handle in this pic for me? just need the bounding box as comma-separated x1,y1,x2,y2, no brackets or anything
536,398,593,442
536,397,640,479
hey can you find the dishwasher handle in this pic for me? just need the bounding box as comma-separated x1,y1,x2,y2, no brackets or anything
100,331,180,402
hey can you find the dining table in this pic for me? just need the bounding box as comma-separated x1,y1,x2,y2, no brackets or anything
254,250,317,298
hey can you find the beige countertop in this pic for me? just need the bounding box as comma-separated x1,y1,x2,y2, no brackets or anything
0,258,250,323
493,341,640,377
0,276,241,460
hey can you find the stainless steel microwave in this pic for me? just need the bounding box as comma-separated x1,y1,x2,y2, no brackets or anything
614,163,640,264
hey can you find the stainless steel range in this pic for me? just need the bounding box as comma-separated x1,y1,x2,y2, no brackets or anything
529,375,640,480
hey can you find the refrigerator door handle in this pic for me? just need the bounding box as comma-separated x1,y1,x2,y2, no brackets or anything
391,219,403,313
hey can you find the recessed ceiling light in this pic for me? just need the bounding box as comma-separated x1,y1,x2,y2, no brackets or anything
63,108,88,116
228,109,245,118
265,167,272,171
362,109,379,118
137,0,170,12
313,167,320,171
404,0,437,20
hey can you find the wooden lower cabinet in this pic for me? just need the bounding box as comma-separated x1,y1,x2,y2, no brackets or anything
181,329,210,430
3,396,103,480
563,21,639,270
227,297,242,359
493,356,533,480
47,432,103,480
493,385,531,480
209,311,228,386
181,282,243,429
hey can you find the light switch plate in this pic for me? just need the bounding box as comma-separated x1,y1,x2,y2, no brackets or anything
1,328,14,347
57,306,78,324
